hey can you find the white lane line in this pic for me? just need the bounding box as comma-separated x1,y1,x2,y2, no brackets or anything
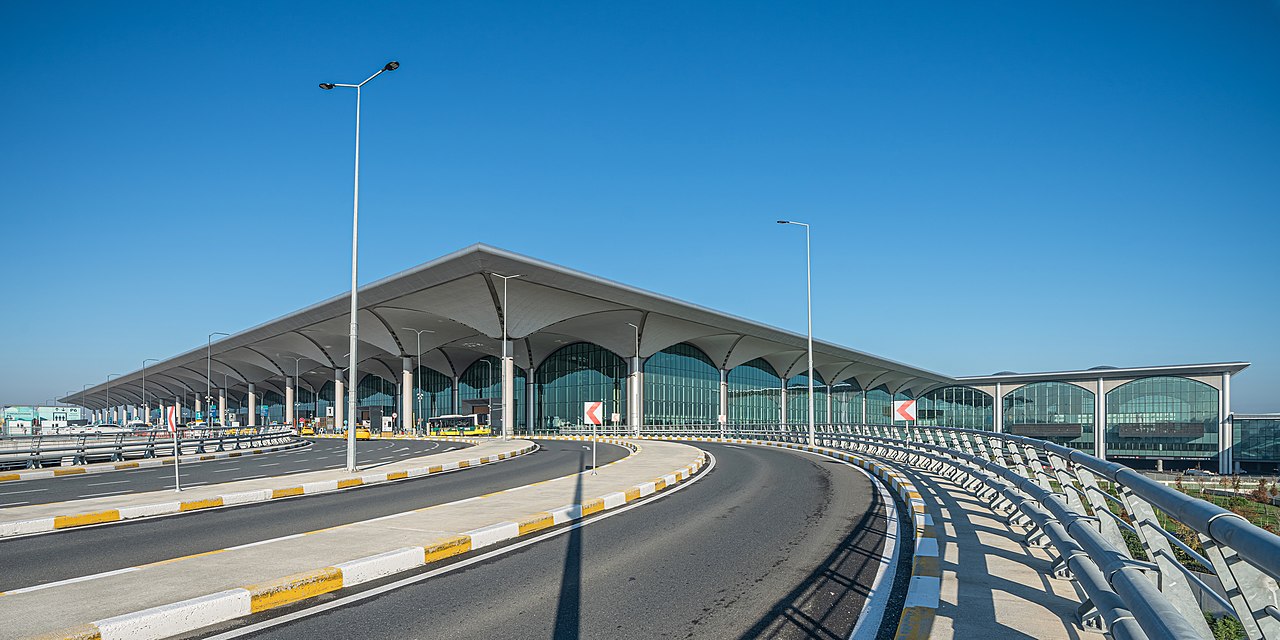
259,463,280,467
238,475,267,481
202,451,716,640
79,490,131,498
226,533,306,551
1,501,29,506
85,480,133,486
212,467,241,473
0,488,48,495
723,445,745,450
4,566,141,595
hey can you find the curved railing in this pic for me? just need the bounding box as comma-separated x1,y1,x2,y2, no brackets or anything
0,427,299,470
579,422,1280,640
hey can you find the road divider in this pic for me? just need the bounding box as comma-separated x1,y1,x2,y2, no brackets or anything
13,438,704,640
0,439,531,539
0,440,310,484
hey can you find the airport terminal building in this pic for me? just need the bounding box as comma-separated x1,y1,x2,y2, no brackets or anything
64,245,1276,474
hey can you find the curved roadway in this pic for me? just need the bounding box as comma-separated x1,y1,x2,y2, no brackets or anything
199,442,896,640
0,437,461,507
0,440,629,593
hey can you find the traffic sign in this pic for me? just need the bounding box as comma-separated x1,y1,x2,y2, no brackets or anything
893,400,917,421
584,401,604,426
166,405,178,432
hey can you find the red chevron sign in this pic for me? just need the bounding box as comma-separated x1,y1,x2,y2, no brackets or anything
893,400,917,422
584,401,604,426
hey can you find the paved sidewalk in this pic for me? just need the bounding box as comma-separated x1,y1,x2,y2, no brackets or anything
906,466,1089,640
2,439,705,640
0,438,528,537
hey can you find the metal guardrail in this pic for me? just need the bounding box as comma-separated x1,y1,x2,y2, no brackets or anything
0,427,298,470
589,422,1280,640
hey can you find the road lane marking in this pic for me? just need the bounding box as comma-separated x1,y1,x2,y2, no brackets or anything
86,480,133,486
213,467,242,473
78,490,132,498
0,488,48,495
724,444,745,449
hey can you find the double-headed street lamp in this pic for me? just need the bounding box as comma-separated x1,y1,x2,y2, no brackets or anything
492,273,521,439
321,59,399,473
401,328,435,432
777,219,815,447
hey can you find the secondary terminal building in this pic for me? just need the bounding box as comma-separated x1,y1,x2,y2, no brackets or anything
64,245,1275,474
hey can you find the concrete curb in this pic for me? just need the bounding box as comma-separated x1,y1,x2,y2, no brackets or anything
639,436,940,640
0,440,309,484
0,441,535,538
32,439,707,640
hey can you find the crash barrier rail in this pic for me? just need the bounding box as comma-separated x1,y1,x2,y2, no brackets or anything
601,422,1280,640
0,427,297,470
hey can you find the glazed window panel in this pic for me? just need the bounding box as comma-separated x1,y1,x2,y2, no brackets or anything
644,343,719,426
1003,382,1093,450
459,356,527,429
727,358,782,424
535,342,627,433
1234,418,1280,463
918,386,993,430
786,372,828,424
412,366,454,425
1105,376,1219,459
865,387,894,425
830,380,863,424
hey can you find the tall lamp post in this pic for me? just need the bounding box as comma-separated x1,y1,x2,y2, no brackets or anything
82,384,91,422
777,219,815,447
320,59,399,472
491,273,521,439
208,332,229,428
142,358,159,426
402,328,435,433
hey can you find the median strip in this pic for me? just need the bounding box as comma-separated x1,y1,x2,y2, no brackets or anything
0,440,310,484
0,440,534,538
16,439,705,640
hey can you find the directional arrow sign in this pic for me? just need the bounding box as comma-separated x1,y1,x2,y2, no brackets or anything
893,399,917,422
584,401,604,426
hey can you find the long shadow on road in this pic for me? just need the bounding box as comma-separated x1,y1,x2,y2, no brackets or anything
551,450,586,639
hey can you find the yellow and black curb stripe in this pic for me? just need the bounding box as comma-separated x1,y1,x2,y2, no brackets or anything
0,440,310,484
33,445,708,640
639,436,941,640
0,443,538,539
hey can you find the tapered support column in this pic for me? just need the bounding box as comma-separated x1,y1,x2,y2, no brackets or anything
1219,373,1233,475
629,357,644,435
401,359,413,432
452,376,460,414
719,368,728,437
780,385,788,425
1095,378,1106,460
525,376,536,436
825,384,833,426
993,382,1003,434
335,377,345,429
286,377,296,426
218,389,227,427
247,383,257,427
501,356,514,438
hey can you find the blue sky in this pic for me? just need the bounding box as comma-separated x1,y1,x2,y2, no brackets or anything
2,1,1277,411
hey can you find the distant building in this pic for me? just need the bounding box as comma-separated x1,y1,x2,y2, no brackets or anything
1,406,87,435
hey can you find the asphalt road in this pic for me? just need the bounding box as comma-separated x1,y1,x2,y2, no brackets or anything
206,442,892,640
0,437,462,507
0,440,629,592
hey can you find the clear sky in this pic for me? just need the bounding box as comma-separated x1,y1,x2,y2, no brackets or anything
2,1,1277,411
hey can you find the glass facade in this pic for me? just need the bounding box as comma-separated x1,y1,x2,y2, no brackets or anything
1233,417,1280,467
1106,376,1219,459
645,344,719,425
830,380,863,424
459,356,527,430
413,366,454,426
534,342,626,432
786,372,828,424
865,387,895,425
917,386,993,430
317,381,335,421
1003,382,1092,450
357,374,397,412
726,358,782,424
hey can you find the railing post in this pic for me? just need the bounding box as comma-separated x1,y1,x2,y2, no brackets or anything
1116,486,1215,639
1197,533,1280,639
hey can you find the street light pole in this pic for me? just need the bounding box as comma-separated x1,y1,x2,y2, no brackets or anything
142,358,159,426
402,328,434,434
208,332,229,428
321,60,399,473
777,220,815,447
491,273,521,439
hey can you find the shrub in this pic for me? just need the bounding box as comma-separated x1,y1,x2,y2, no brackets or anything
1204,612,1245,640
